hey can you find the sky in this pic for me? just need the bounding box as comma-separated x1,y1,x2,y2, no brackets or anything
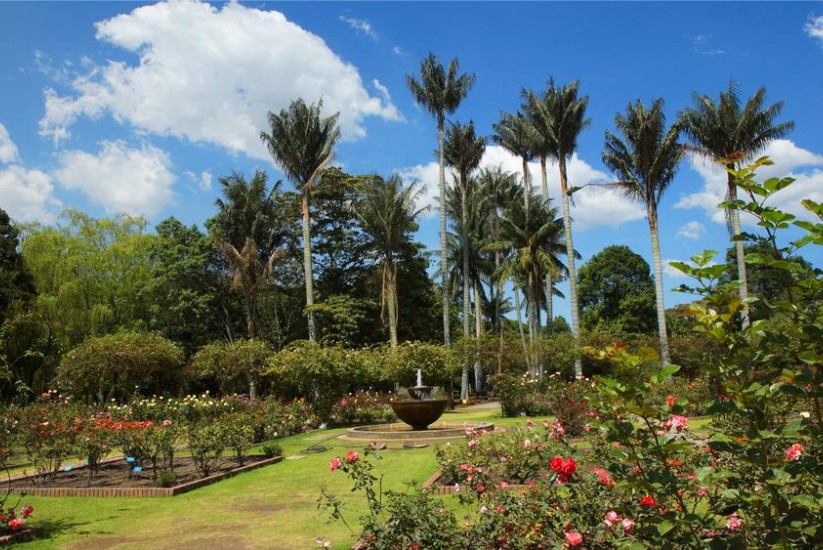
2,1,823,323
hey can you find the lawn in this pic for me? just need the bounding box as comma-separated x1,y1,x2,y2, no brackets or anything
14,405,508,550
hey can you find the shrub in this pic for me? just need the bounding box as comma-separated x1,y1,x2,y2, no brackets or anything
380,341,458,388
261,442,282,459
12,393,80,484
220,411,256,465
55,331,183,403
187,339,272,398
187,421,227,478
266,341,371,421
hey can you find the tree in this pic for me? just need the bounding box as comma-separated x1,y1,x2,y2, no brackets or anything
208,171,289,342
486,196,568,376
406,53,475,349
680,84,794,329
0,208,34,324
492,112,535,208
602,98,683,364
444,120,486,399
354,175,426,348
577,245,656,334
541,79,590,378
261,98,341,341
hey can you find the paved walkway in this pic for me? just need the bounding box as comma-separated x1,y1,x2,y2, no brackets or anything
458,400,502,413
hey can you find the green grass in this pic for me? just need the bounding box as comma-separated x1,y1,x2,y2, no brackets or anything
14,406,510,550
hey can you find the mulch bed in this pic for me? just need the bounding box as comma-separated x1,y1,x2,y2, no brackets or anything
5,455,280,497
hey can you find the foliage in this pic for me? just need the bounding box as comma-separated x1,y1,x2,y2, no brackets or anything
55,331,184,403
220,411,257,465
381,341,458,388
187,420,227,478
0,207,34,325
267,341,371,421
578,245,657,334
330,390,397,426
187,339,272,397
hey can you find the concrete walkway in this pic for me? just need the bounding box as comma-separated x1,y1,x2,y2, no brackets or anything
458,400,502,413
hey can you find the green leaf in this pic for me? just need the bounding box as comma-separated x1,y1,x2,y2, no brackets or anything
656,519,676,536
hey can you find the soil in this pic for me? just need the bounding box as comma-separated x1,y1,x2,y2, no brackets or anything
6,455,268,490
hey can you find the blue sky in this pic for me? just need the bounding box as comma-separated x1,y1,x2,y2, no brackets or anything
2,1,823,323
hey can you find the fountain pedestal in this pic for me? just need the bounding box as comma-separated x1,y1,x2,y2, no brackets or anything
391,385,448,431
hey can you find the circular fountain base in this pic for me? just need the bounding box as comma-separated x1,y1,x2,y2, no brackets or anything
341,421,494,443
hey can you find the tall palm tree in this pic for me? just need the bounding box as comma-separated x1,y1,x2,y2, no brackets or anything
261,98,341,341
680,84,793,330
354,175,426,348
521,89,561,331
493,112,536,208
444,121,486,400
542,79,590,378
486,197,568,376
602,98,683,365
406,53,475,348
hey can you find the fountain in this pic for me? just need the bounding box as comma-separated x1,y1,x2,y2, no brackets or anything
390,369,448,430
341,369,493,444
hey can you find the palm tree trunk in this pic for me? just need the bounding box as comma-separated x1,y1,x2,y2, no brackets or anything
474,281,483,395
386,262,398,348
539,155,554,334
513,283,530,373
559,158,582,378
438,121,451,347
526,274,537,377
648,209,671,365
301,192,316,341
461,185,471,401
522,157,531,208
727,172,750,330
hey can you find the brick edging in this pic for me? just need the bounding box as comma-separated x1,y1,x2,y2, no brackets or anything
0,527,42,546
8,456,282,498
421,469,532,496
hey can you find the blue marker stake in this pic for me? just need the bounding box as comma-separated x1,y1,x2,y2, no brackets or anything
133,466,142,473
126,456,135,463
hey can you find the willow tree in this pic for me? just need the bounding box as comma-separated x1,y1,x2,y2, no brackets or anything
603,99,683,364
680,84,793,330
261,98,341,341
354,175,426,348
406,53,475,348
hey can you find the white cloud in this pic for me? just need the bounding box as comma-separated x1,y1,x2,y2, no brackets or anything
0,123,19,164
55,141,175,217
398,145,645,229
806,15,823,47
676,139,823,225
677,220,705,240
39,1,401,158
197,170,213,192
393,46,406,56
0,165,60,223
692,34,726,56
339,16,378,40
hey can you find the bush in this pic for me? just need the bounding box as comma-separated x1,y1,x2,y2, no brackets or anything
56,331,183,403
261,442,282,458
187,339,272,398
266,341,372,421
187,421,227,478
380,341,458,388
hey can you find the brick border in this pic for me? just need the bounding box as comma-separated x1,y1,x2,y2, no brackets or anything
422,469,531,496
8,456,282,498
0,527,42,546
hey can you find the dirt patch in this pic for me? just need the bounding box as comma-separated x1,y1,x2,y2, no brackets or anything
67,536,139,550
8,455,268,491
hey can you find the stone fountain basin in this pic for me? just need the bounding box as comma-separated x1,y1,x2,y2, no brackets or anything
343,420,494,442
391,398,448,430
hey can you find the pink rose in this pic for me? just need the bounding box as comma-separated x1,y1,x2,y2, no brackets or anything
785,443,804,461
726,512,742,531
329,457,341,471
564,530,583,546
468,439,478,449
21,506,33,518
604,510,622,528
622,518,635,535
345,450,359,463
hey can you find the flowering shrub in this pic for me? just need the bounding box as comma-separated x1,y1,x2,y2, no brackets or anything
330,391,397,425
186,421,227,478
0,446,33,534
219,412,256,465
487,372,546,416
259,398,319,440
13,393,80,484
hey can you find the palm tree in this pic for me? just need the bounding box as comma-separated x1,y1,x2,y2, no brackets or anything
406,53,476,348
444,121,485,400
261,98,341,341
354,175,426,348
602,98,683,365
492,112,536,208
542,79,590,378
486,197,568,376
680,84,793,330
521,88,562,331
210,170,286,399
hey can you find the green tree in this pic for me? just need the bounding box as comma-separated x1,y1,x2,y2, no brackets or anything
534,79,590,377
261,98,341,341
680,84,793,329
144,217,222,356
578,245,656,334
208,171,289,346
602,98,683,364
486,197,568,375
354,174,426,348
21,210,155,348
406,53,475,349
0,207,34,324
444,121,485,399
492,112,535,208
